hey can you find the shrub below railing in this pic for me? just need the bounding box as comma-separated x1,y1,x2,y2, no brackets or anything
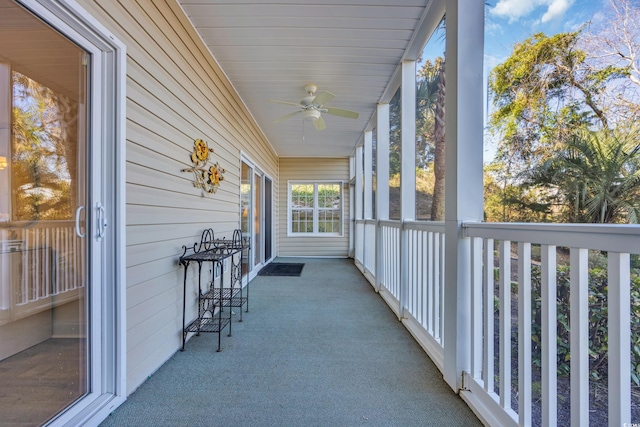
529,264,640,385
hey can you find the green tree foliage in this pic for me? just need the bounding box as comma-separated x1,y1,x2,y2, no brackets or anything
489,31,627,167
531,128,640,223
483,162,551,222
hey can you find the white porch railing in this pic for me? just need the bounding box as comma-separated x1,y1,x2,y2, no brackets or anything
354,219,640,427
0,221,85,323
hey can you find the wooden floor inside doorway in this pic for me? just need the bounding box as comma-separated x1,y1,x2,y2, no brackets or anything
0,338,86,425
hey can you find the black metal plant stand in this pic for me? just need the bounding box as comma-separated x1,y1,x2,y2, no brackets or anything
179,229,250,352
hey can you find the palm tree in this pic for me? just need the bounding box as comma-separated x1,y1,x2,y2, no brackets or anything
534,128,640,223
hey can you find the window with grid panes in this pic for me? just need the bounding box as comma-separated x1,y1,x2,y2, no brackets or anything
289,182,342,235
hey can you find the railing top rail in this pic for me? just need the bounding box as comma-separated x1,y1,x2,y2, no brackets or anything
463,221,640,254
376,219,446,232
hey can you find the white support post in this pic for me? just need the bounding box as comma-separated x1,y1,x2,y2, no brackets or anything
355,146,363,222
363,131,373,220
608,252,631,427
400,60,416,221
349,156,355,258
376,104,390,222
443,0,485,391
375,104,390,292
399,60,416,319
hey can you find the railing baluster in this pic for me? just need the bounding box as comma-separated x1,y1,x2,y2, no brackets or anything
499,239,511,410
517,242,531,426
541,244,557,427
470,236,483,378
608,252,631,427
421,231,427,328
483,238,494,393
433,233,441,341
439,232,445,345
570,247,589,426
427,231,434,335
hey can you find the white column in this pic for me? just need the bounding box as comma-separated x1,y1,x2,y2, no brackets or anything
349,156,355,258
376,104,390,221
363,131,373,219
443,0,485,391
355,146,363,221
375,104,390,292
399,60,416,318
400,60,416,221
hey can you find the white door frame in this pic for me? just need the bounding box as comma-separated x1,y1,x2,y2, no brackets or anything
240,153,274,276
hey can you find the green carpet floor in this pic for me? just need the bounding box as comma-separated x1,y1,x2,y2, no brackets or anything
100,258,482,427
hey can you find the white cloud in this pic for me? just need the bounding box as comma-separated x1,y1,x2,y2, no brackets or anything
541,0,574,23
492,0,539,22
491,0,575,23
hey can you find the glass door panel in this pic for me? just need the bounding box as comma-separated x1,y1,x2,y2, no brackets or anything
253,172,262,267
0,1,89,424
240,161,251,275
264,177,272,261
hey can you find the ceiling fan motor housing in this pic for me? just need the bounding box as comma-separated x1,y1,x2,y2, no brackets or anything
302,109,321,121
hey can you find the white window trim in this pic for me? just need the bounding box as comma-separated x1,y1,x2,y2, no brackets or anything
15,1,127,426
288,180,344,237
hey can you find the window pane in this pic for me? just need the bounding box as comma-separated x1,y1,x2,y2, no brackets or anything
317,184,340,208
291,184,314,208
291,209,313,233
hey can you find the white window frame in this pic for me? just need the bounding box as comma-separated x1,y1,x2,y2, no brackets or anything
14,1,127,426
288,180,343,237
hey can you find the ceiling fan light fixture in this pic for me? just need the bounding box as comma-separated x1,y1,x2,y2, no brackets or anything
302,109,321,121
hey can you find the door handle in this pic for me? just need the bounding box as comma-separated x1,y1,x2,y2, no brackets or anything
75,206,86,238
96,202,108,241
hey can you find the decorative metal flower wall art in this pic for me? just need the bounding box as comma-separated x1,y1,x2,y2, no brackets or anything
181,139,226,195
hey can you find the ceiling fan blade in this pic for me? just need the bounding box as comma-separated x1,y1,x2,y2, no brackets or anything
273,110,301,123
313,116,326,131
324,107,359,119
312,91,335,106
269,99,301,107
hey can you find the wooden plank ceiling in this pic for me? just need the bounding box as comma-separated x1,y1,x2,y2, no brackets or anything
178,0,431,158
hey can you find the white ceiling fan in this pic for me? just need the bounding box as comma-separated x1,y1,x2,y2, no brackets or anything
270,83,359,131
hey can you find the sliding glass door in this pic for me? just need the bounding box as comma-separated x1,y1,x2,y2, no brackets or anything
0,1,122,425
240,158,273,275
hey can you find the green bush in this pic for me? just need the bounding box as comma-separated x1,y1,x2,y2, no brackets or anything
530,264,640,384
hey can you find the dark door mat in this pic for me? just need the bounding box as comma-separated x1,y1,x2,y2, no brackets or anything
258,263,304,277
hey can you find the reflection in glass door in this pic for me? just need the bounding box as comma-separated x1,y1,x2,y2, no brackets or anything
240,161,251,276
0,2,89,424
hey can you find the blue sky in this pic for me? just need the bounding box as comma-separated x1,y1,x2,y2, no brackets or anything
485,0,604,65
482,0,607,159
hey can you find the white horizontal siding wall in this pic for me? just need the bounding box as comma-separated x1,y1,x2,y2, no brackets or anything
279,158,349,257
77,0,278,394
